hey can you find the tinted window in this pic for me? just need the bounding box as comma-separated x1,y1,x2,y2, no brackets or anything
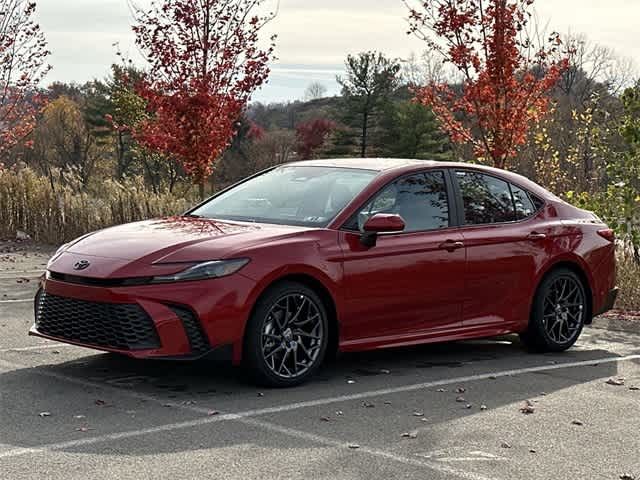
511,184,536,220
354,171,449,232
456,171,515,225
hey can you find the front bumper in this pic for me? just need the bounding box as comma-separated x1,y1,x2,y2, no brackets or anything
30,273,257,363
595,287,619,316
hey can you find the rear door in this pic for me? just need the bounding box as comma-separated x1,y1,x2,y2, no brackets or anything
338,170,466,346
453,169,547,328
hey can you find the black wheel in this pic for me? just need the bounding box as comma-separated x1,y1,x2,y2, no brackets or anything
520,268,589,352
244,281,329,387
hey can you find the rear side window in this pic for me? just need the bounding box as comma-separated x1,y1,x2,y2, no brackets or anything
510,184,536,220
456,171,514,225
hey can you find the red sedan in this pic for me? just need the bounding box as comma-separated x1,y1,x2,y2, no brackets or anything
32,159,618,386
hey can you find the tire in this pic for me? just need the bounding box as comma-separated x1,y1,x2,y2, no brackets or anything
520,268,589,352
243,281,329,387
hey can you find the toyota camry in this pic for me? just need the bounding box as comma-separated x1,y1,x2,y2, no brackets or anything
32,159,618,386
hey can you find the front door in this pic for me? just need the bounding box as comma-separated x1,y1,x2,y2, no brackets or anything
338,170,466,347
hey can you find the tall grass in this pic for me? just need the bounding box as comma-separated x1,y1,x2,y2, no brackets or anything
0,167,194,244
616,254,640,311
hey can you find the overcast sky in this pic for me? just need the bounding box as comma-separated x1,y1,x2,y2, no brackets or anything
35,0,640,103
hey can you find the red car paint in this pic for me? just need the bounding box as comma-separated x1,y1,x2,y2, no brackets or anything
31,159,617,364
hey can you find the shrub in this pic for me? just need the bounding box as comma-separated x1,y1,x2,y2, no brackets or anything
0,167,194,244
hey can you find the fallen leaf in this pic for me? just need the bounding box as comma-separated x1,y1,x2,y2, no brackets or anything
335,410,343,416
163,403,173,408
257,392,265,397
320,416,331,422
384,401,392,405
455,387,466,394
606,378,625,386
379,369,391,374
529,449,537,454
571,420,584,426
51,350,60,355
207,410,220,416
455,396,466,403
362,401,375,408
619,475,636,480
436,388,446,393
480,405,488,411
401,431,418,439
465,404,473,409
489,375,497,380
520,400,535,414
501,442,512,449
94,399,107,406
38,412,51,417
348,444,360,449
412,411,424,417
629,386,639,391
540,392,547,396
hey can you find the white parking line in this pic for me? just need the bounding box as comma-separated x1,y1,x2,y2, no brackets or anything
0,344,78,353
0,299,33,304
0,353,637,464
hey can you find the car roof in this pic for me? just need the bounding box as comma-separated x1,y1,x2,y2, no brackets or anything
287,158,554,199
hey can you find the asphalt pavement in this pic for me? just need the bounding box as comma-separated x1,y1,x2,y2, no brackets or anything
0,247,639,480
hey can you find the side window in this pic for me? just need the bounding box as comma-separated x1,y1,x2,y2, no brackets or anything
510,184,536,220
354,171,450,232
456,171,515,225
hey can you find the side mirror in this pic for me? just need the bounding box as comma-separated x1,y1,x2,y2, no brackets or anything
360,214,405,247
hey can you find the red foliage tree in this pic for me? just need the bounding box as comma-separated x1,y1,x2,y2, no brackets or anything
130,0,276,195
0,0,50,158
405,0,569,169
296,118,336,160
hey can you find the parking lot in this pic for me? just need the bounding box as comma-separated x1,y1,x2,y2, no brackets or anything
1,244,639,480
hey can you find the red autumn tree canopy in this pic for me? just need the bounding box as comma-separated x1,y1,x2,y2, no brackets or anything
405,0,569,169
0,0,50,158
296,118,336,160
131,0,276,188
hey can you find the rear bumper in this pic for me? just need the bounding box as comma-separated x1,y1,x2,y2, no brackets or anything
595,287,619,316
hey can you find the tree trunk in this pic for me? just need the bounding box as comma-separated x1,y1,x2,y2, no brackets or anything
361,110,369,158
199,182,206,200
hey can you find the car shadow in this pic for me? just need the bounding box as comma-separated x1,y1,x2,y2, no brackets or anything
0,334,632,458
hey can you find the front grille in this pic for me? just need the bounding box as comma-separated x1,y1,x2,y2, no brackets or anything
35,292,160,351
169,305,210,355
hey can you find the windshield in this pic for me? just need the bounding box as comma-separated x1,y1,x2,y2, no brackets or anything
191,166,378,227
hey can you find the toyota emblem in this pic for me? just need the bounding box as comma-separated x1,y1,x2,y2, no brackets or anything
73,260,91,271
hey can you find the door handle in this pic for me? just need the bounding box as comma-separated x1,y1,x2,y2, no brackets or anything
527,232,547,241
439,240,465,252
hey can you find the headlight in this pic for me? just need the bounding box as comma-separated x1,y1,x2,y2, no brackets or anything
150,259,250,283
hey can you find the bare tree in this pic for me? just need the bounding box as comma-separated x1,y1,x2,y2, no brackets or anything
304,82,327,101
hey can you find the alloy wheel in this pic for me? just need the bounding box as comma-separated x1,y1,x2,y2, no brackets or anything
260,293,324,379
542,275,586,344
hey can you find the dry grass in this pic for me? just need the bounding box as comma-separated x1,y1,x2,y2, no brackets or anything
616,254,640,311
0,167,194,244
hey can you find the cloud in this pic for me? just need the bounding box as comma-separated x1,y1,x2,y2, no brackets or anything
35,0,639,102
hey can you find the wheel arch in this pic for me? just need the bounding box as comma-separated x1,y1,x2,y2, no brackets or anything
236,269,341,364
534,259,595,325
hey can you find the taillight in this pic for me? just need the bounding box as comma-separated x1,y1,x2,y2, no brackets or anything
597,229,615,242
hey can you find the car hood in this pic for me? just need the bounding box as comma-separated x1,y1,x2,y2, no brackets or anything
48,217,312,278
